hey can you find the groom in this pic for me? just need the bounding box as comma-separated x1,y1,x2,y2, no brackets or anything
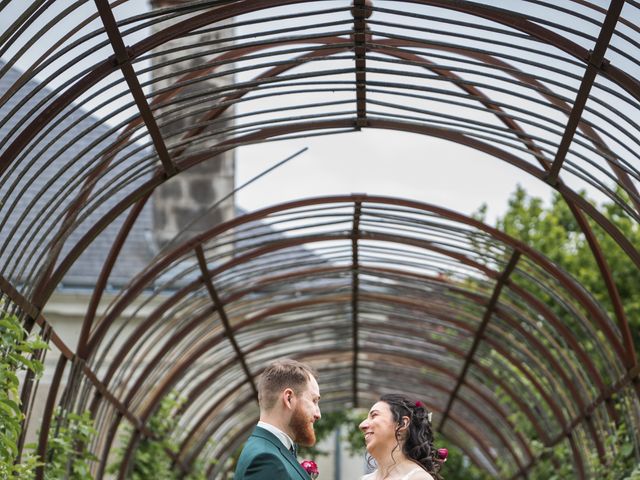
234,359,321,479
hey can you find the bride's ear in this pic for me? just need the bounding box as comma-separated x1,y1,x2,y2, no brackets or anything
399,416,410,431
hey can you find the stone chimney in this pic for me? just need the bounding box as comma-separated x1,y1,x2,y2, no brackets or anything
150,0,236,249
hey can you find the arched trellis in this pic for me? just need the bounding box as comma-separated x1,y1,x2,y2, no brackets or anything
1,1,639,479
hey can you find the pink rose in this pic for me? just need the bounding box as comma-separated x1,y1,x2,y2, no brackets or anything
437,448,448,461
300,459,319,479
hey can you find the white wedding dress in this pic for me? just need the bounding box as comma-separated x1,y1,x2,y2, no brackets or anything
361,467,422,480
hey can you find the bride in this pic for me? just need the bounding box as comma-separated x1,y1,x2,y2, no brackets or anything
359,394,443,480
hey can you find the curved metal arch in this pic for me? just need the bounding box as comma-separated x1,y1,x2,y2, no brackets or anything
7,0,640,311
83,194,631,363
3,0,639,476
72,194,632,476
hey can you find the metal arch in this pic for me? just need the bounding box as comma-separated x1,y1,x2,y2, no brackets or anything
40,117,640,338
2,1,640,478
73,195,636,475
90,260,586,452
11,14,636,375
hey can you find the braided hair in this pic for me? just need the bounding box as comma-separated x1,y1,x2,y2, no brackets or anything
379,393,443,479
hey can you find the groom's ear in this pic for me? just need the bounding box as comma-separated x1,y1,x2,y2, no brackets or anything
283,388,295,410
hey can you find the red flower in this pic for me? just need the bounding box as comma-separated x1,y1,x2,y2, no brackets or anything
437,448,448,462
300,459,319,479
415,400,424,408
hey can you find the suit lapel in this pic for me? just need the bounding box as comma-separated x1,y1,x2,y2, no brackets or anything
252,427,310,479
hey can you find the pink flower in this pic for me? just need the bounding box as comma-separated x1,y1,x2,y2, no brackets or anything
415,400,424,408
437,448,448,462
300,459,319,479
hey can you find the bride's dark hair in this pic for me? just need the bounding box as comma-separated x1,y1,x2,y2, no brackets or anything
379,393,443,479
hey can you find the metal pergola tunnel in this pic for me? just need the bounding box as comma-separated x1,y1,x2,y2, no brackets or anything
1,1,639,479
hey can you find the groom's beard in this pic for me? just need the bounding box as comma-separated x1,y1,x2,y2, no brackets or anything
290,405,316,446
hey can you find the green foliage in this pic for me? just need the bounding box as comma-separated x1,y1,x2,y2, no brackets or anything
44,408,98,479
588,419,639,480
0,309,47,478
109,390,215,479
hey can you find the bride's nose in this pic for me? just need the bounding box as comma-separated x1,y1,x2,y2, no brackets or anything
359,418,369,431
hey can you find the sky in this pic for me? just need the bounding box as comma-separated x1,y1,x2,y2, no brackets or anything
2,0,612,227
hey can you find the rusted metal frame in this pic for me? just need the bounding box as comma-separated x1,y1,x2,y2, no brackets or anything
164,48,350,159
351,201,362,408
90,284,211,396
103,299,214,408
564,201,636,369
488,301,606,459
77,193,151,358
364,101,561,160
2,157,152,300
372,38,640,205
0,273,41,326
413,0,640,101
3,0,637,180
92,309,217,479
499,282,620,427
48,121,639,345
513,254,622,374
358,290,572,436
173,288,554,456
544,0,625,185
195,244,258,400
0,290,161,452
24,123,157,306
94,265,352,389
149,31,560,169
431,376,527,472
93,0,175,177
353,0,368,127
70,180,624,386
439,250,521,430
0,1,119,110
447,286,598,434
117,37,345,158
0,54,119,177
34,355,67,480
0,1,51,61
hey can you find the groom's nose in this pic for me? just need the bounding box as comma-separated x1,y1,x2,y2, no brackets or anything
359,419,368,431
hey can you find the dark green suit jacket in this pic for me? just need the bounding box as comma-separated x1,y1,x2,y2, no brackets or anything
234,426,310,480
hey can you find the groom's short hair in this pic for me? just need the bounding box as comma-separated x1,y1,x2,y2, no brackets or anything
258,359,317,410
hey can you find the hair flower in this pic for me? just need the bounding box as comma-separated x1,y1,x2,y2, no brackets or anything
437,448,448,462
415,400,425,408
300,459,319,479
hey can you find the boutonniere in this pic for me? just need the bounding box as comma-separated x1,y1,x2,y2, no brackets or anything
300,459,319,479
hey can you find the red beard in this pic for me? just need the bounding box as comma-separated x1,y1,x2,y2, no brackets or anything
289,405,316,446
